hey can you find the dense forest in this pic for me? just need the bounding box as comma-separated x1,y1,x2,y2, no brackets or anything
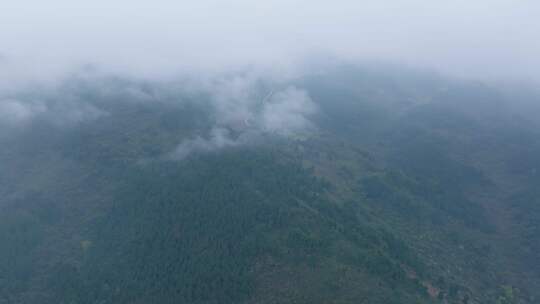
0,65,539,303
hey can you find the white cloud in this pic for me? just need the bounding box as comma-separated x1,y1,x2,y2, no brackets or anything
170,74,317,159
0,99,46,125
261,88,317,136
172,127,239,160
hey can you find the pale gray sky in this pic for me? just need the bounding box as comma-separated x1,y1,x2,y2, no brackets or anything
1,0,540,83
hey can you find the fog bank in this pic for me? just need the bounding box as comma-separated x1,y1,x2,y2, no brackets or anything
1,1,540,85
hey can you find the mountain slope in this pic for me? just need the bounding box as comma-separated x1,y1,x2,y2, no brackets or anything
0,66,539,304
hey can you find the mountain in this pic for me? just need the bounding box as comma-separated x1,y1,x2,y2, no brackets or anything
0,65,539,304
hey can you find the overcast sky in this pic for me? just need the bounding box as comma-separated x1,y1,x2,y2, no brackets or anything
2,0,540,83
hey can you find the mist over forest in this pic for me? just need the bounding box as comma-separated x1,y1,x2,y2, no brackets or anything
1,1,540,304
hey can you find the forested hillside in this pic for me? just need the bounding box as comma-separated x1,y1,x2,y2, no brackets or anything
0,66,539,304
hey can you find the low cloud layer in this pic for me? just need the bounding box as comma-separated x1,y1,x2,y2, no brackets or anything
0,69,317,159
0,97,107,127
1,1,540,84
1,1,539,158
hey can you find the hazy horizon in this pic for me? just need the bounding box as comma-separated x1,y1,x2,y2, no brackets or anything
2,0,540,87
